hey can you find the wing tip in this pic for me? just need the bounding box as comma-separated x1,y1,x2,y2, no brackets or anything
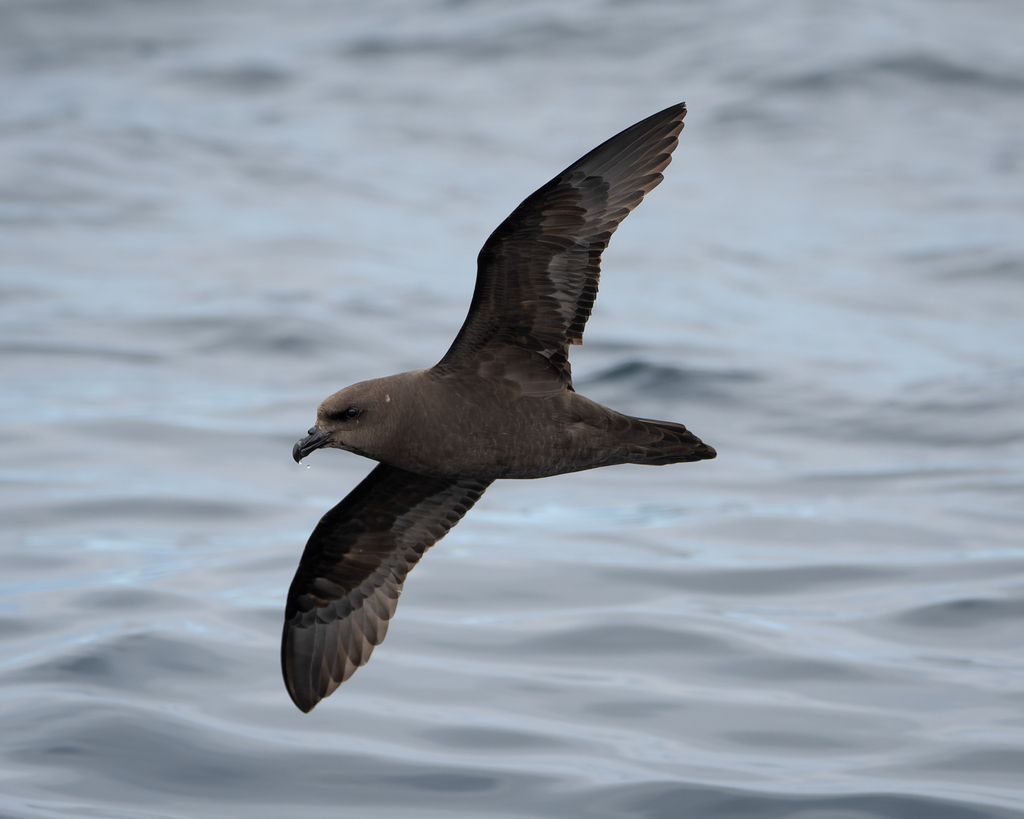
288,689,319,713
650,101,687,130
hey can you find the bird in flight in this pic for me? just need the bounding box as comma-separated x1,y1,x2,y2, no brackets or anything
285,102,715,712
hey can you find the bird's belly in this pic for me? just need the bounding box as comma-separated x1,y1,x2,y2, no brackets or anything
390,424,565,480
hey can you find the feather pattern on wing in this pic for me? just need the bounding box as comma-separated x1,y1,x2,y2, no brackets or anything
282,463,491,712
436,103,687,388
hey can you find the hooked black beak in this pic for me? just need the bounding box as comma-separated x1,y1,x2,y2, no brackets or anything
293,425,331,463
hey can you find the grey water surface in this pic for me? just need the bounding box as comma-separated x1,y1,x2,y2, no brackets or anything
2,1,1023,817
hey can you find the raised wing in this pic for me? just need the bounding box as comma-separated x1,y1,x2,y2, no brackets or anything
282,463,491,712
436,102,686,387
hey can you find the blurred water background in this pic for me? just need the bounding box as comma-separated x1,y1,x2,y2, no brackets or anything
2,1,1023,817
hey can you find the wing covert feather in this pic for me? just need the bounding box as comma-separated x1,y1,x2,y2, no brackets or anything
282,463,490,712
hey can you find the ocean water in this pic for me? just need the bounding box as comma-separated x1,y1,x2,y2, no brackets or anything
1,0,1023,816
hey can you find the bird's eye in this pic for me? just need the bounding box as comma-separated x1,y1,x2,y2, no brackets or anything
344,407,360,419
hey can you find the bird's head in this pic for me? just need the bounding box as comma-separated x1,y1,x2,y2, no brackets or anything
292,378,398,463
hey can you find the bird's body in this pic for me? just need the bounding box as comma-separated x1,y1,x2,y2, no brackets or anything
284,103,715,712
304,363,712,481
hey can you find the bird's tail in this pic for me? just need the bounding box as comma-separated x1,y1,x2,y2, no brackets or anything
622,416,716,465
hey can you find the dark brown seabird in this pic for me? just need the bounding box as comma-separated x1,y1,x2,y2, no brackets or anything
285,102,715,712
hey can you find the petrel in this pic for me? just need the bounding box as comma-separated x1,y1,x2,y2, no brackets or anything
285,102,715,712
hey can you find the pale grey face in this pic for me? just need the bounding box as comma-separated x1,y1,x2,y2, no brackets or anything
292,380,393,463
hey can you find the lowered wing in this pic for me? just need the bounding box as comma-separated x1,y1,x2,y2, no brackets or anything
282,463,491,712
